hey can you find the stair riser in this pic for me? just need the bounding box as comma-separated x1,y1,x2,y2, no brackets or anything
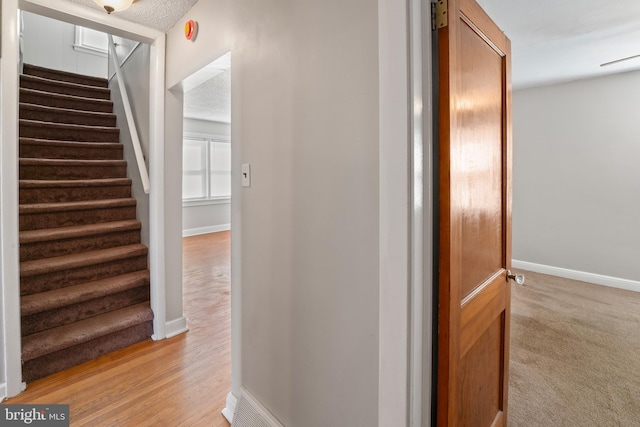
20,77,111,100
21,254,148,296
20,185,131,204
20,230,141,261
22,287,150,336
20,108,116,127
23,65,108,88
20,164,127,180
20,90,113,113
20,205,137,231
22,321,153,383
20,122,119,143
20,142,123,160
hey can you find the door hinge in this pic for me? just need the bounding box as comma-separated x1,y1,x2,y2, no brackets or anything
431,0,448,31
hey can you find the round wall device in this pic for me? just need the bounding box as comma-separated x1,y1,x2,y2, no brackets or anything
184,20,198,41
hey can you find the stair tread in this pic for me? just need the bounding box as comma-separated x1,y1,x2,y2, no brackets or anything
20,219,141,244
21,270,149,316
20,137,122,149
23,64,108,88
21,74,111,94
19,158,126,166
19,119,118,132
20,198,136,213
20,88,113,108
20,178,131,188
20,243,148,278
22,302,153,361
20,102,116,120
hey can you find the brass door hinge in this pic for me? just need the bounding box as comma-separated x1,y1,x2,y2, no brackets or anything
431,0,448,30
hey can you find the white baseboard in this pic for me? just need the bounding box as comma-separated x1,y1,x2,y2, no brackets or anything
512,260,640,293
222,392,237,424
0,382,6,402
165,317,189,338
182,224,230,237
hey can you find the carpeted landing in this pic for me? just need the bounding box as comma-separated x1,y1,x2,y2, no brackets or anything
19,64,153,383
509,270,640,426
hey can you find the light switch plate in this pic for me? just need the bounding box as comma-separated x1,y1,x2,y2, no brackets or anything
241,163,251,187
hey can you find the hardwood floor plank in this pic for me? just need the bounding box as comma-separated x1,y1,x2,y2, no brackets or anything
4,231,232,427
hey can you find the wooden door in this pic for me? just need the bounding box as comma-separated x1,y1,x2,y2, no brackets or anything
436,0,513,425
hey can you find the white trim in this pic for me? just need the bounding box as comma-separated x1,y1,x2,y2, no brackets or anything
221,391,237,423
182,224,231,237
1,0,26,397
74,25,108,57
72,44,108,58
512,260,640,293
409,0,433,425
149,33,167,340
183,197,230,207
184,131,230,142
0,382,6,401
19,0,161,43
230,56,242,398
165,317,188,338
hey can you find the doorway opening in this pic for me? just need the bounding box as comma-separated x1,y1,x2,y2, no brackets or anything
179,53,233,419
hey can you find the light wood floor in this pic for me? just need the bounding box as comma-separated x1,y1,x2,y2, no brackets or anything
5,231,232,427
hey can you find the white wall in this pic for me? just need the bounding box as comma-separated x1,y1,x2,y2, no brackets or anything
109,42,150,245
513,70,640,283
22,11,107,78
166,0,380,425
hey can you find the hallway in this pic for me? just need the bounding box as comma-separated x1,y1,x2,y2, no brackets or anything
5,231,231,426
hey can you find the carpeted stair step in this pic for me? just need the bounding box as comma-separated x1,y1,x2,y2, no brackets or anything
20,119,119,142
20,138,123,161
17,64,153,382
23,63,108,88
20,74,111,100
19,198,137,231
20,219,142,261
20,103,116,127
20,88,113,113
21,303,153,383
21,270,150,336
19,158,126,180
20,178,132,204
20,243,149,296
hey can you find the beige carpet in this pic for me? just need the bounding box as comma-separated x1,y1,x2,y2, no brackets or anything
508,270,640,426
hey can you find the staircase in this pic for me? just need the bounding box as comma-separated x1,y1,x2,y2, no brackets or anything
19,64,154,383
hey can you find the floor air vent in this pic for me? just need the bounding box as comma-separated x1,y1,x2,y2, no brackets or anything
232,389,284,427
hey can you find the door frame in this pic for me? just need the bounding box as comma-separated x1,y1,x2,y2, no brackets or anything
379,0,434,425
0,0,166,397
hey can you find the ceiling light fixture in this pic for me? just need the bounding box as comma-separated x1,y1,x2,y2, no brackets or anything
94,0,134,14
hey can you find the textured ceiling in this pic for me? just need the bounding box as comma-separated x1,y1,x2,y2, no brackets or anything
183,53,231,123
477,0,640,88
65,0,199,32
184,69,231,123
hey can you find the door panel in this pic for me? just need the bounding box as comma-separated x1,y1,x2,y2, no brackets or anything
458,16,504,300
437,0,512,425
